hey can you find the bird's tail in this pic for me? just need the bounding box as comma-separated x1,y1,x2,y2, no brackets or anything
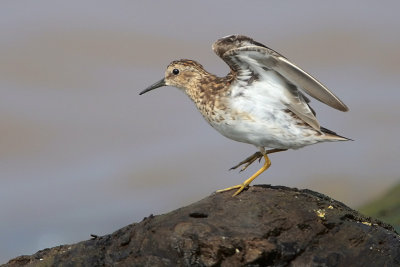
320,126,352,141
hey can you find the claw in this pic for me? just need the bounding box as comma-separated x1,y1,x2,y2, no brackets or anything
230,149,288,172
230,151,262,171
240,158,258,172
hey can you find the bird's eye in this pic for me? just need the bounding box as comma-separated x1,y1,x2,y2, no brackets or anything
172,69,179,75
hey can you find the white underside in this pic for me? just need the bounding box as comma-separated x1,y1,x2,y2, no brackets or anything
207,78,325,149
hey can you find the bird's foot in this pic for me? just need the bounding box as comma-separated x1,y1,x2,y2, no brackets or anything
229,152,262,172
221,150,284,197
216,183,249,196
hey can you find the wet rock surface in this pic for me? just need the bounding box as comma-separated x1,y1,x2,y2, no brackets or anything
5,185,400,266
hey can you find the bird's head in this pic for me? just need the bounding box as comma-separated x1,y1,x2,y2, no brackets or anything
139,59,208,95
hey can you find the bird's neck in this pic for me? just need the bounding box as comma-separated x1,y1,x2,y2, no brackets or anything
187,72,234,100
186,72,234,122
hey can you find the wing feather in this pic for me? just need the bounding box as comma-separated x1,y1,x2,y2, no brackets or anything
276,56,348,111
212,35,349,112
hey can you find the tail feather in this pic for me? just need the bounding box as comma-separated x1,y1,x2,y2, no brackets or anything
320,126,352,141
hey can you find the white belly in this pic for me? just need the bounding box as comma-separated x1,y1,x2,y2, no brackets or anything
205,84,321,149
208,110,319,149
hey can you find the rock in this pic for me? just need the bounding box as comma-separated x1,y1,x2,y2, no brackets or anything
359,182,400,233
5,185,400,266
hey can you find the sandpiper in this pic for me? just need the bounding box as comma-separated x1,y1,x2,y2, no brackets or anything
140,34,349,196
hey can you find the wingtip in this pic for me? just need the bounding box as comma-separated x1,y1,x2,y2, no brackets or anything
334,101,350,112
333,97,349,112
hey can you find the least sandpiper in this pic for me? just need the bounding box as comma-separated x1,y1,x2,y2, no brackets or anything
140,34,349,196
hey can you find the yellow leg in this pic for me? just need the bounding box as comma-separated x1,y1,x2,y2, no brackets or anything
217,152,271,196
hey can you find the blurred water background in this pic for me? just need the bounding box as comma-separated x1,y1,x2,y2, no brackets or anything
1,0,399,263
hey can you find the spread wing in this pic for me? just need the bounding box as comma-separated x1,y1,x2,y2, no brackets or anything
212,35,348,131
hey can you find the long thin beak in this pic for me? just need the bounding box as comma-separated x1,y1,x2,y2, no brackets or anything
139,78,166,95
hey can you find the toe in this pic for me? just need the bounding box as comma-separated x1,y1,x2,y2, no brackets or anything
216,184,242,193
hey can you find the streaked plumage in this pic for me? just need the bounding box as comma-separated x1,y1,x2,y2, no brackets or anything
140,35,349,196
